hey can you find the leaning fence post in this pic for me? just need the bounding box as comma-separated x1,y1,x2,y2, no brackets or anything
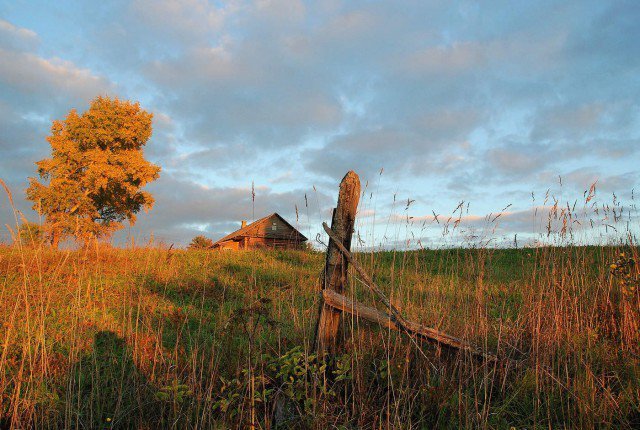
314,170,361,355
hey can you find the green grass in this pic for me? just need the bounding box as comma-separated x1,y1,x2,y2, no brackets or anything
0,245,638,428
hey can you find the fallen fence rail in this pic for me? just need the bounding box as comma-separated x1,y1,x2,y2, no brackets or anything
314,170,497,362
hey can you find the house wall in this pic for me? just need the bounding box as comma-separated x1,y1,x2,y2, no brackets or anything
245,237,304,249
244,216,304,241
214,237,303,251
213,214,307,251
216,240,240,251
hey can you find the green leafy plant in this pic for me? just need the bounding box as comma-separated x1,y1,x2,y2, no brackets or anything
155,381,192,404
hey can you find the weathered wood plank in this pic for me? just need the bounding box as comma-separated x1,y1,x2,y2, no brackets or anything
323,289,495,360
322,221,407,327
314,171,361,354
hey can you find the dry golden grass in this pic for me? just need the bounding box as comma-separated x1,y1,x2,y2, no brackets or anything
0,241,638,429
2,174,639,428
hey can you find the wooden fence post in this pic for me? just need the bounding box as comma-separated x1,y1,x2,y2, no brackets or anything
314,170,360,355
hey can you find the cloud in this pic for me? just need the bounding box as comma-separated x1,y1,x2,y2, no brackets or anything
486,141,560,177
382,196,638,248
304,129,418,180
538,168,638,195
143,37,344,149
0,18,117,240
0,49,111,105
0,19,38,51
1,1,639,246
130,0,226,43
304,116,479,182
129,173,331,243
70,0,640,189
404,41,488,76
0,46,113,190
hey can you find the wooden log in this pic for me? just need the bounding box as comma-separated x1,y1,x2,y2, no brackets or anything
314,171,361,354
322,222,407,327
323,289,495,360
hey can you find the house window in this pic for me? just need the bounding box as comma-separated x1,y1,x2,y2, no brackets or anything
272,222,277,231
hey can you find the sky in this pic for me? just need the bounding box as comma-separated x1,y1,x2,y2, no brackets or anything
0,0,638,248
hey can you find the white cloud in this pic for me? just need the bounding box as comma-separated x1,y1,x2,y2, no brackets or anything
0,49,110,102
0,19,38,51
131,0,227,44
1,1,639,246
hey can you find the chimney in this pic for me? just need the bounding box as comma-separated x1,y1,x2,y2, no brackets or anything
241,220,247,229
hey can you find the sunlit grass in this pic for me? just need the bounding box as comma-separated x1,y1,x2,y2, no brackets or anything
0,242,638,428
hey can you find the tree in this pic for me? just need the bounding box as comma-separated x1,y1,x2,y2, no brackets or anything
26,96,161,247
188,235,214,250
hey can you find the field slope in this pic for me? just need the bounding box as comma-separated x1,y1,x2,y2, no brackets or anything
1,246,638,428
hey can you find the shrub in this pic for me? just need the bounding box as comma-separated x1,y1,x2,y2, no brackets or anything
188,235,214,249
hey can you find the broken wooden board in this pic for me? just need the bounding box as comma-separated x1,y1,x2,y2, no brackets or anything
322,289,496,361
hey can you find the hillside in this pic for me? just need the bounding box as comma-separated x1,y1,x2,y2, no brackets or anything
1,246,638,428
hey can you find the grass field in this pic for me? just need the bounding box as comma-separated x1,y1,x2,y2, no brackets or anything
1,243,638,429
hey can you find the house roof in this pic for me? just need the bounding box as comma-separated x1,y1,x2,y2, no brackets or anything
211,213,308,247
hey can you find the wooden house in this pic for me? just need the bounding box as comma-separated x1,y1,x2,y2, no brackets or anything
211,213,308,250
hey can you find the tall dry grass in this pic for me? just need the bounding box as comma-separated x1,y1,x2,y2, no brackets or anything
0,180,639,428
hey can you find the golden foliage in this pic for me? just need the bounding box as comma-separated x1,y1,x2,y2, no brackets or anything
26,96,160,246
